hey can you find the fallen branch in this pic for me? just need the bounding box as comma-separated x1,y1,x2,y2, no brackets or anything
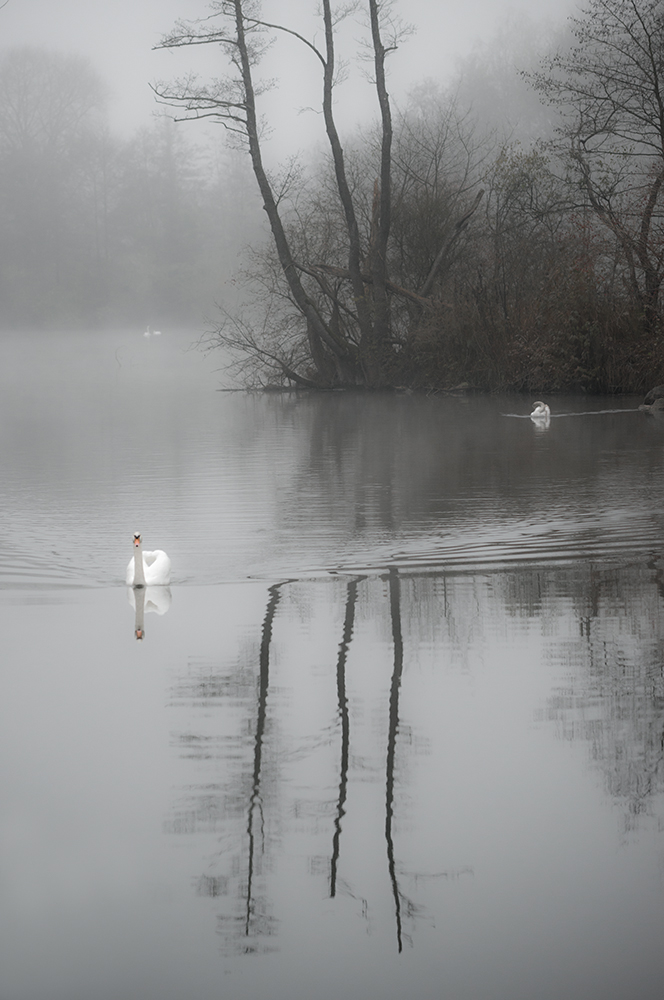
301,262,451,310
419,189,485,298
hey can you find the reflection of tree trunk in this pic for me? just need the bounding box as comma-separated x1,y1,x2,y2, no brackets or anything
385,568,404,952
330,578,359,897
244,582,282,940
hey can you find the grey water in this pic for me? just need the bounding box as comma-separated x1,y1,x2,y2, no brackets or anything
1,329,664,1000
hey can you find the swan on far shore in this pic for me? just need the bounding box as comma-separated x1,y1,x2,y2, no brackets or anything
126,533,171,587
640,386,664,413
531,401,551,418
643,385,664,405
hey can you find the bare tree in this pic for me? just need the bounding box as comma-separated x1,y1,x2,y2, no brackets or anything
154,1,484,387
529,0,664,330
155,1,381,384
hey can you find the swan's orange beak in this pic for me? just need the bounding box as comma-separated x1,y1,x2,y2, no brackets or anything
134,535,141,547
135,628,144,640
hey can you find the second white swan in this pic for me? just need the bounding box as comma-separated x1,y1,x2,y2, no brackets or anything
126,533,171,587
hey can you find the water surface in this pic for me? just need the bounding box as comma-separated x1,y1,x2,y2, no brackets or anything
1,330,663,1000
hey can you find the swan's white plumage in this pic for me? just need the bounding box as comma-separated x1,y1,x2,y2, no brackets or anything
126,534,171,586
531,401,550,417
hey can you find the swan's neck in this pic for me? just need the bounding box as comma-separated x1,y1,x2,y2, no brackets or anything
133,542,146,587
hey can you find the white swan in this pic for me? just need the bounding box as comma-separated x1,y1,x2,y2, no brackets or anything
126,533,171,587
531,401,550,418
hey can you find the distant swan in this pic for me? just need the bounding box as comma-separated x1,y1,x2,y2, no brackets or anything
531,401,550,418
640,386,664,413
643,385,664,405
126,533,171,587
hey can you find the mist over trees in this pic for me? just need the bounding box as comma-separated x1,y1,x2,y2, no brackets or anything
2,0,663,394
0,47,262,330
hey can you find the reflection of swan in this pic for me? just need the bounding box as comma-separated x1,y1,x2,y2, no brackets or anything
128,585,172,640
126,533,171,587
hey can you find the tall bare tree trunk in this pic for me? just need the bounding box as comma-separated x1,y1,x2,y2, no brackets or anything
321,0,371,374
364,0,394,385
233,0,348,381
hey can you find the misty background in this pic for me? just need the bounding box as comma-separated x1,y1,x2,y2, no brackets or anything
3,6,664,997
0,0,575,332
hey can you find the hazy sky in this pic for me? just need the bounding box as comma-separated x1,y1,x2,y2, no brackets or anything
2,0,578,147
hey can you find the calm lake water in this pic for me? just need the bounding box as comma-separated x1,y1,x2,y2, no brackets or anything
1,329,664,1000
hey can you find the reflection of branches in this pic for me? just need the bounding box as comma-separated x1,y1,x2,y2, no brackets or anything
542,562,664,832
408,867,474,885
647,553,664,606
330,578,359,897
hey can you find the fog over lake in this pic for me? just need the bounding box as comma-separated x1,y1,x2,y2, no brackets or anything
2,0,664,994
1,0,576,143
1,329,664,1000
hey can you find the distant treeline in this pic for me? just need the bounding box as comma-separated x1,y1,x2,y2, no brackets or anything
0,47,261,331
